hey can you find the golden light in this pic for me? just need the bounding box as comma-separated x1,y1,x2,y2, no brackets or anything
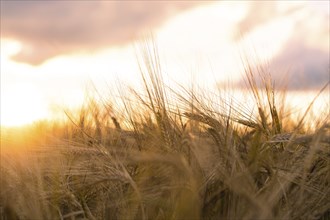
0,2,328,127
1,39,47,126
1,83,48,127
0,38,22,57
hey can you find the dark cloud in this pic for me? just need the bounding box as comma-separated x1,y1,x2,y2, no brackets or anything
1,1,206,65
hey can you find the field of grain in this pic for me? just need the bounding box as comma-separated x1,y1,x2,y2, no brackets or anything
1,47,329,220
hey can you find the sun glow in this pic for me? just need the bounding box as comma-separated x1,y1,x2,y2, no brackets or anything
1,39,46,126
1,38,22,57
1,83,48,126
1,2,328,127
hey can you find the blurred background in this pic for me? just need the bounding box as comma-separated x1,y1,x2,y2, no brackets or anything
1,1,329,126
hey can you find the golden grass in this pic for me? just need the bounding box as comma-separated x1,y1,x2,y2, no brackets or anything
1,44,329,220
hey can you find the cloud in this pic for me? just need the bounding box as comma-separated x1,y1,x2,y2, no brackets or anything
270,6,329,90
234,40,329,91
234,2,303,39
232,2,329,90
1,1,206,65
269,37,329,90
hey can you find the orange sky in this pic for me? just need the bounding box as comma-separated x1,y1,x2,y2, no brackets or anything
1,1,329,126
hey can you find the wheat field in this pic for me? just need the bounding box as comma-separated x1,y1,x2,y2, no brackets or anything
1,46,329,220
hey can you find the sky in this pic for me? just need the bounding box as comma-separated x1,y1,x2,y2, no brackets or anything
1,1,329,126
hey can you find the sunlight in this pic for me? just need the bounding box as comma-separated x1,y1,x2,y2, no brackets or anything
0,39,48,126
1,83,48,126
1,2,328,218
1,2,328,127
0,38,22,57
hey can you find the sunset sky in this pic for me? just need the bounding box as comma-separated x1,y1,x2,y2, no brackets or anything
1,1,329,126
